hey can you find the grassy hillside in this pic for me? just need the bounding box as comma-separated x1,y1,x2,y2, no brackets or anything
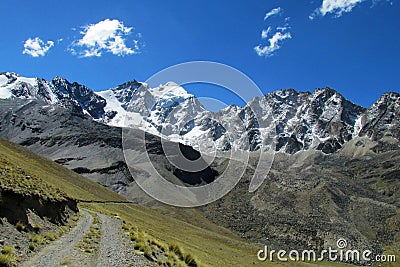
0,155,67,201
0,137,126,202
0,137,357,266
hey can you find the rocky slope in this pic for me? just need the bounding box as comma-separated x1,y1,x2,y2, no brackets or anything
204,136,400,254
0,97,219,201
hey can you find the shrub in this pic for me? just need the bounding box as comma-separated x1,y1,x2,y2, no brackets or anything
44,232,58,241
15,221,25,232
183,253,198,267
1,246,14,256
0,254,13,266
143,249,153,261
71,214,80,222
130,232,138,241
169,243,184,259
0,246,15,266
133,241,147,252
29,234,44,245
150,238,166,250
58,225,69,235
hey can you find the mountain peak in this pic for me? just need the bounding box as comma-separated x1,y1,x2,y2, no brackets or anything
150,81,193,99
112,79,142,92
1,72,398,155
378,91,400,102
359,91,400,140
52,76,69,83
0,72,42,100
313,87,342,98
0,71,19,77
368,92,400,111
164,81,179,87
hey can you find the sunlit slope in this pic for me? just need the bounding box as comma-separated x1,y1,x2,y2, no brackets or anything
0,137,126,202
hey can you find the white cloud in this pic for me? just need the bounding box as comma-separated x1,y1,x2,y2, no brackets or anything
277,26,289,31
310,0,364,18
371,0,393,7
254,31,292,57
256,9,291,58
261,27,272,39
264,7,282,20
71,18,140,57
23,37,54,57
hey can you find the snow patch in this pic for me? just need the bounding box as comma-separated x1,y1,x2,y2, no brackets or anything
0,75,12,98
18,77,37,87
97,89,148,128
0,75,8,87
97,89,126,127
150,82,193,100
352,116,363,138
0,87,12,98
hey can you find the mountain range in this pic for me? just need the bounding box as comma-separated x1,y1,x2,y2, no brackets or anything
1,72,399,155
0,71,399,263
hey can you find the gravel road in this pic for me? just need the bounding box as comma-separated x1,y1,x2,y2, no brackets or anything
21,210,151,267
96,212,151,266
22,211,93,267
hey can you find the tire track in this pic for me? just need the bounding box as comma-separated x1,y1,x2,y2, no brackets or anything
96,213,150,267
22,211,93,267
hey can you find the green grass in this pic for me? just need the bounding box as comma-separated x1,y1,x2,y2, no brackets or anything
0,156,66,201
0,247,14,256
43,232,58,241
124,221,199,266
32,224,42,233
76,212,101,254
0,246,15,266
29,234,44,245
0,254,13,266
59,212,81,236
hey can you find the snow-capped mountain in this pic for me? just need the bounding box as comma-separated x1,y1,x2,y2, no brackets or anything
0,72,107,119
359,92,400,141
1,72,399,154
253,88,366,153
97,80,205,138
0,72,57,104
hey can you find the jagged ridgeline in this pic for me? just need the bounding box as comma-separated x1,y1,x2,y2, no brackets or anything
0,72,399,266
1,72,399,155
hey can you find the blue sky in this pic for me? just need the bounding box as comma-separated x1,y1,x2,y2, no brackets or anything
0,0,399,109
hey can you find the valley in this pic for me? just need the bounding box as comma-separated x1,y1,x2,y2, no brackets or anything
0,72,399,266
